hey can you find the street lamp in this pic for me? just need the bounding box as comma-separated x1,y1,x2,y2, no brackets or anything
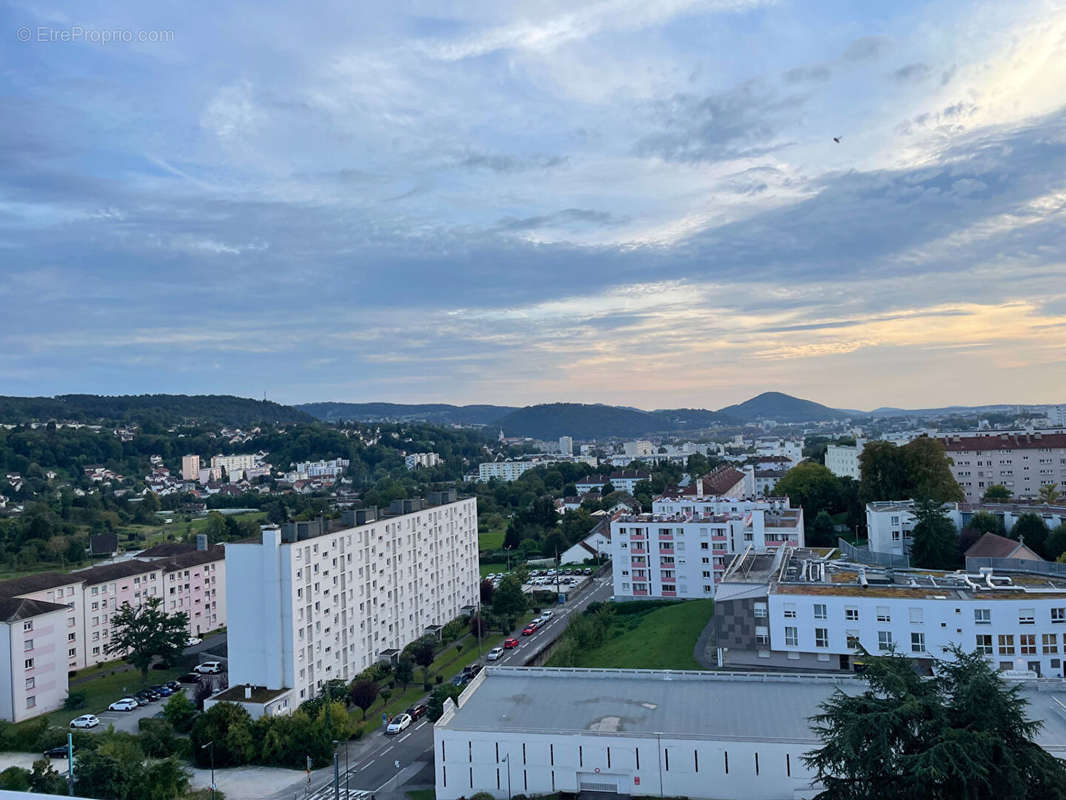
331,740,340,800
655,733,664,799
501,752,512,800
201,741,215,800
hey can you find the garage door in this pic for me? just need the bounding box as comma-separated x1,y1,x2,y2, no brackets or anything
578,775,618,792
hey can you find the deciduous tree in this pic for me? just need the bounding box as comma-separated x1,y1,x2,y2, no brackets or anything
983,484,1012,502
104,596,189,679
909,500,959,569
348,680,379,720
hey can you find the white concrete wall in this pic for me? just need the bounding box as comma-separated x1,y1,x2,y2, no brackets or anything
434,728,819,800
2,607,69,722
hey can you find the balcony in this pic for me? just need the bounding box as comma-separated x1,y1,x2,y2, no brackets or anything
661,588,677,597
658,533,674,541
630,533,647,541
711,535,727,542
630,557,647,566
712,548,729,556
631,547,647,555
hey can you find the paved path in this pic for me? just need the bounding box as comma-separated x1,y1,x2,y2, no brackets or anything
693,614,717,668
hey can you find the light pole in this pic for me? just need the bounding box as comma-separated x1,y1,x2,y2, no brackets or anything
344,737,350,797
332,740,340,800
655,733,664,799
501,752,512,800
201,741,215,800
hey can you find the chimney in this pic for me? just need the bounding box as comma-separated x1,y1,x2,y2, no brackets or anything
245,685,252,700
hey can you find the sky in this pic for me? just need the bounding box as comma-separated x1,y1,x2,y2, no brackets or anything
2,0,1066,412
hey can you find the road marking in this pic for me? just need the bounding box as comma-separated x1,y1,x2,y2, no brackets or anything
414,720,428,730
399,732,412,742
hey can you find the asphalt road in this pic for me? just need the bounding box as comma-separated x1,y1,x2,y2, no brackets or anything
292,573,615,800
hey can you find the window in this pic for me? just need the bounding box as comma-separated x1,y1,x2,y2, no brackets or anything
783,603,797,619
812,603,827,620
976,634,993,655
878,631,893,651
24,659,33,670
25,677,34,690
22,621,32,632
909,608,923,624
753,602,767,618
23,639,32,652
846,632,860,649
784,626,798,647
998,634,1015,655
1052,608,1065,624
26,696,35,709
1019,609,1035,625
845,607,858,621
876,607,891,623
974,608,991,625
911,632,925,653
1020,634,1037,655
1043,633,1058,654
814,628,829,648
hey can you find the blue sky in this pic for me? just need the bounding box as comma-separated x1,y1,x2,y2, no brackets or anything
2,0,1065,410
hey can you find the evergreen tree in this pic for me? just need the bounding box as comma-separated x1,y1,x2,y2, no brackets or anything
1011,513,1050,557
806,647,1066,800
969,510,1005,536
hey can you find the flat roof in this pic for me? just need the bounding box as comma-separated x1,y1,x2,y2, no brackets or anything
440,668,854,742
441,668,1066,751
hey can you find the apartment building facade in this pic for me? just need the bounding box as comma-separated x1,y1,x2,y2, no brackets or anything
0,546,225,720
181,454,201,481
716,548,1066,677
478,461,535,482
824,440,864,480
941,432,1066,503
610,494,804,600
0,598,70,722
223,495,479,715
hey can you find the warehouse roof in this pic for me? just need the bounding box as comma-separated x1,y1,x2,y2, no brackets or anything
439,668,854,742
439,667,1066,752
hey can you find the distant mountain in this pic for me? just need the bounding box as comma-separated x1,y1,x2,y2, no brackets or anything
716,392,850,423
492,403,727,440
0,394,312,427
867,404,1031,418
296,402,516,426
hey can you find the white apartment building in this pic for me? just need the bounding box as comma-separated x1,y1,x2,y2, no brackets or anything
559,436,573,457
606,471,652,494
406,452,442,470
181,454,201,481
941,432,1066,503
610,494,804,600
0,598,70,722
478,461,536,482
715,548,1066,676
623,440,654,457
824,439,864,480
866,500,1066,556
210,453,264,479
289,458,350,480
755,438,803,464
221,496,479,716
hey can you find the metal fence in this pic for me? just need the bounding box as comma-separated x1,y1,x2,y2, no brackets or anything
837,537,911,569
966,556,1066,578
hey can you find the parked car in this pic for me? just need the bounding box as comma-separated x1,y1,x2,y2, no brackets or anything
70,714,100,729
131,694,151,706
142,688,162,701
521,624,538,636
386,713,412,735
540,610,554,620
451,673,468,687
44,744,75,759
150,685,174,697
530,617,543,626
487,646,504,661
178,673,202,684
164,680,181,691
185,637,203,647
193,661,223,674
503,638,519,649
407,704,428,720
465,663,483,678
109,698,139,712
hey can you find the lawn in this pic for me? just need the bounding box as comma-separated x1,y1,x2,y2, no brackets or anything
478,529,505,551
560,599,715,671
119,511,267,549
407,791,434,800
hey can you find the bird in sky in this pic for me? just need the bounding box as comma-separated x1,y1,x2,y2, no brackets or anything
833,136,842,143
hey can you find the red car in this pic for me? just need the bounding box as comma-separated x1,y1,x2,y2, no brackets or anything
503,638,520,649
521,624,538,636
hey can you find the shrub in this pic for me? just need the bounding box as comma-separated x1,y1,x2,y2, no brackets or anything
138,718,179,759
471,793,495,800
64,691,88,710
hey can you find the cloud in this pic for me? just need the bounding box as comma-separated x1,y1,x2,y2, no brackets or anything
892,62,932,83
782,64,832,83
843,36,891,62
495,208,626,232
457,152,569,173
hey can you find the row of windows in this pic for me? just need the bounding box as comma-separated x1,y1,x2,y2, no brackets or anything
782,603,1066,626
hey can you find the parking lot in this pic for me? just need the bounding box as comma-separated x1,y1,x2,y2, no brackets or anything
86,685,191,733
483,567,595,597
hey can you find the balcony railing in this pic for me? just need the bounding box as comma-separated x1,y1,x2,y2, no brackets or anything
711,535,727,542
658,533,674,540
631,547,647,555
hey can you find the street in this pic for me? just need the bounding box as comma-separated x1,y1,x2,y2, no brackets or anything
285,573,614,800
